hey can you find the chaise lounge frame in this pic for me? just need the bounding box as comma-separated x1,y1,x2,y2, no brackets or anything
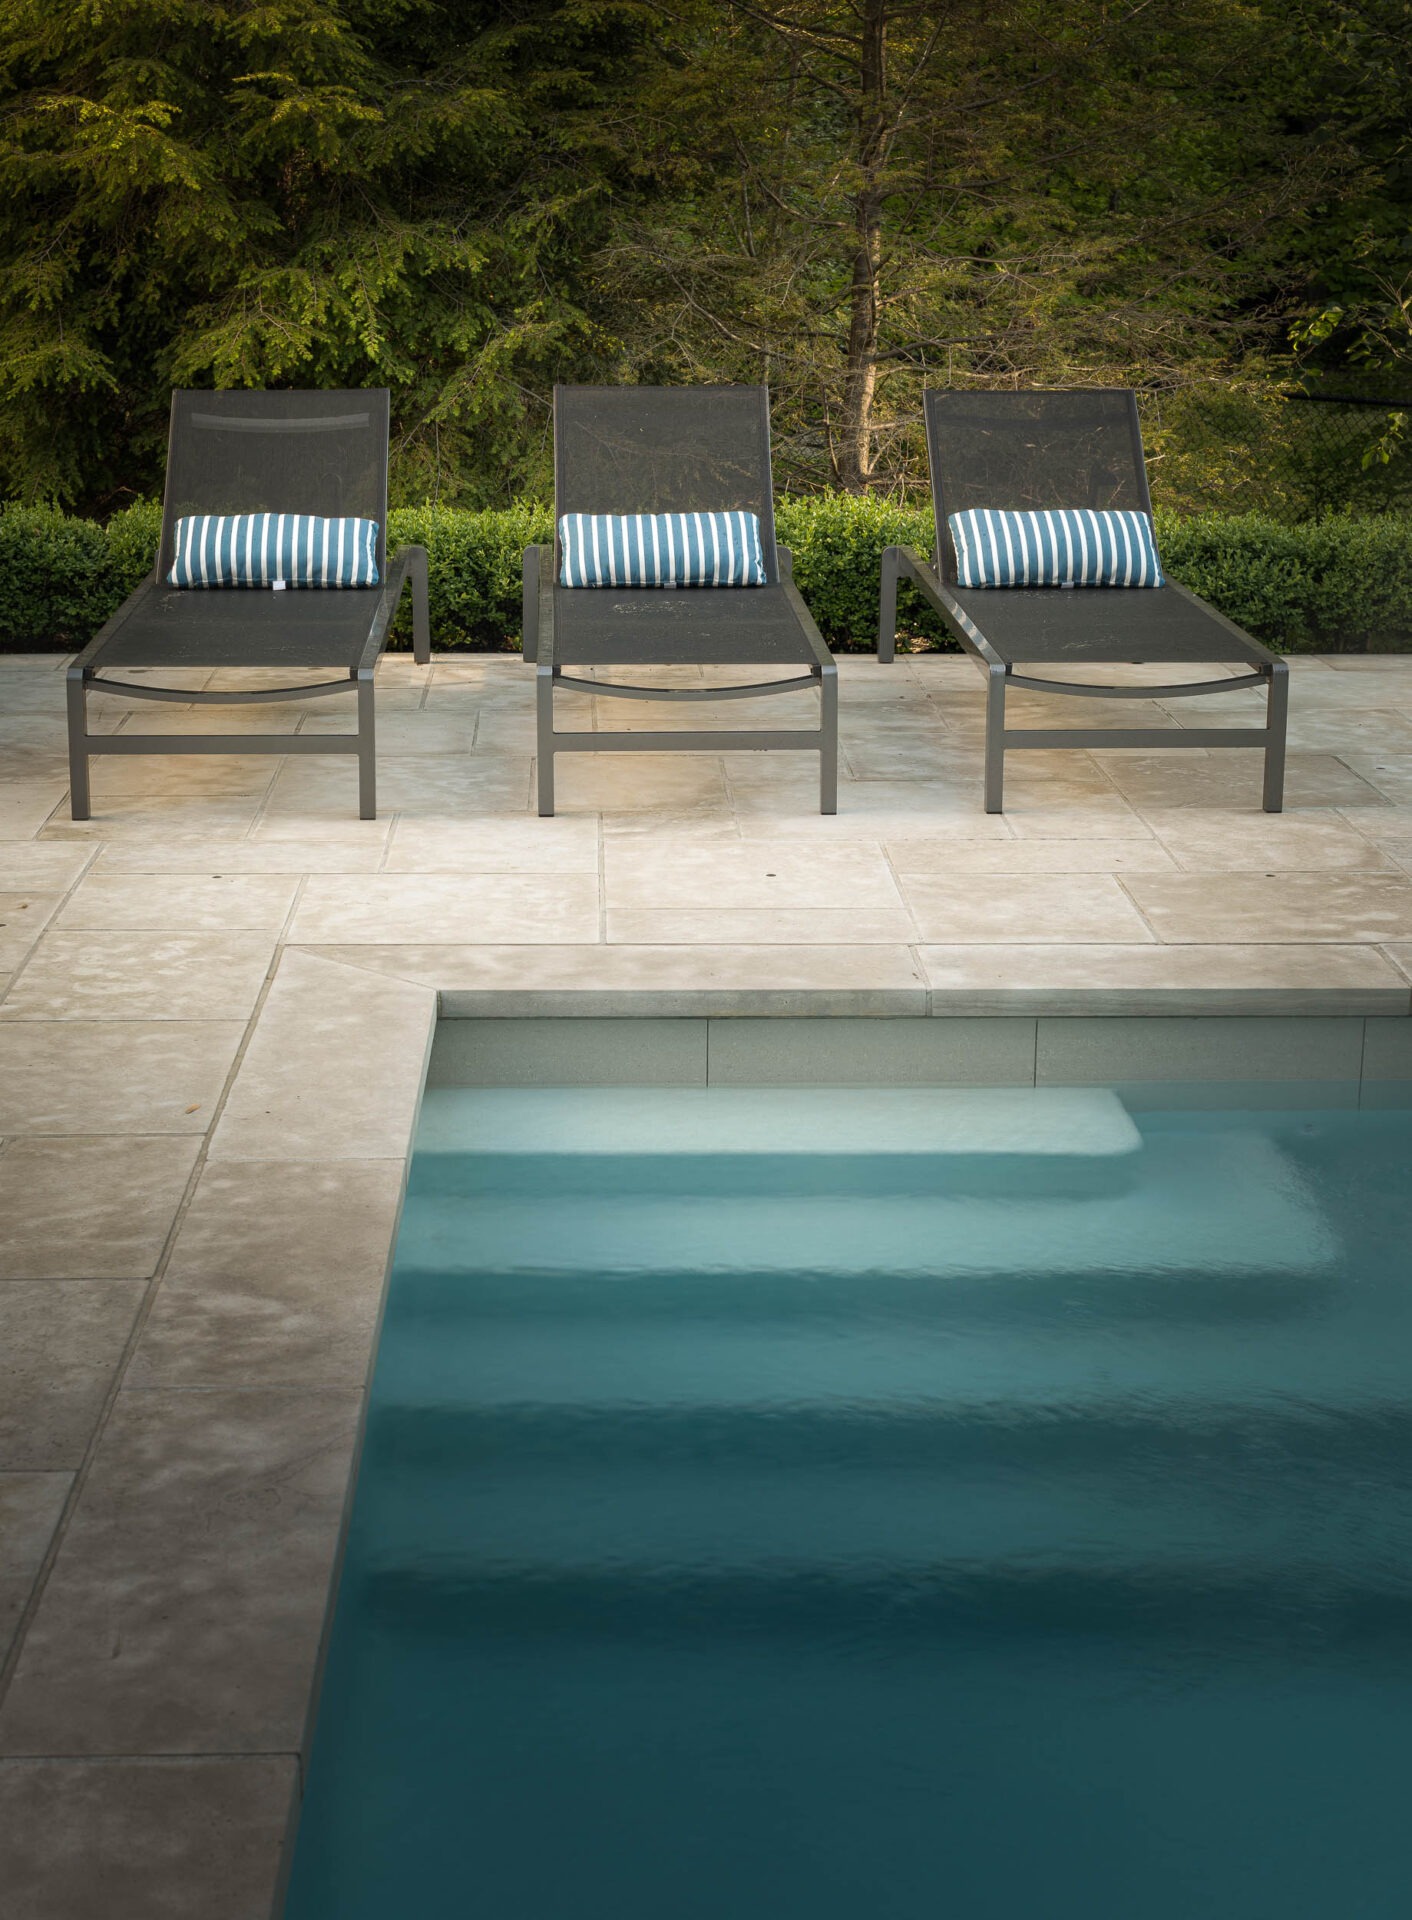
523,384,838,816
877,389,1288,813
66,388,429,822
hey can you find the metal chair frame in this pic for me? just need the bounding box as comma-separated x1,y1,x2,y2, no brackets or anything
523,385,838,816
66,390,430,822
877,390,1288,813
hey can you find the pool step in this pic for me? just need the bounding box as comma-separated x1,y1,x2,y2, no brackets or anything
397,1129,1333,1283
411,1086,1144,1198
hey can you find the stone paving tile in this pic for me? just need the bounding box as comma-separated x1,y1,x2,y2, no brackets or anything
0,1136,198,1279
54,871,299,933
129,1160,406,1390
0,1283,147,1470
385,813,600,872
95,833,387,873
1124,872,1412,944
0,1473,71,1660
1093,748,1389,810
1141,807,1392,872
299,709,480,753
108,703,318,734
0,1755,296,1920
41,796,270,842
1003,797,1154,838
604,840,907,911
0,930,276,1020
0,890,62,970
0,1386,361,1755
918,943,1412,1015
887,837,1176,874
0,1021,244,1134
1337,750,1412,806
899,872,1156,943
0,780,67,839
287,871,600,944
1281,709,1412,755
544,751,730,813
211,948,434,1163
263,749,530,820
73,755,279,799
0,843,94,891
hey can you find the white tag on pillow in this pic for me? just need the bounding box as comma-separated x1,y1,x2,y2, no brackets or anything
272,579,287,592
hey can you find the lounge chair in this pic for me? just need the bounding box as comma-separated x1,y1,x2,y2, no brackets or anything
877,389,1288,811
522,384,837,815
66,388,429,820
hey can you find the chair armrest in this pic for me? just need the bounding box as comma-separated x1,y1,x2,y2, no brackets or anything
356,545,430,671
776,571,834,672
386,543,430,664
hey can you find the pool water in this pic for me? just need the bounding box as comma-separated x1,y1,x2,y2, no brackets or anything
284,1088,1412,1920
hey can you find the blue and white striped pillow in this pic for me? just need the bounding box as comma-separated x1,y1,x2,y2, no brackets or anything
168,513,380,588
558,512,767,588
948,508,1164,588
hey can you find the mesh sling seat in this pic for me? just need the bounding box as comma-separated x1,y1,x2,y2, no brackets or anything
66,389,429,821
877,389,1288,812
522,384,837,815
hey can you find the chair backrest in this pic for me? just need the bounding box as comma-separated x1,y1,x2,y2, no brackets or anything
157,389,391,582
923,389,1153,584
553,385,780,584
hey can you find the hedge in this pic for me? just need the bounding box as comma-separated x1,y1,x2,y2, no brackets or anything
2,498,1410,655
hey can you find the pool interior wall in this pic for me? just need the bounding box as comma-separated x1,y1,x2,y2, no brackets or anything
276,1013,1412,1912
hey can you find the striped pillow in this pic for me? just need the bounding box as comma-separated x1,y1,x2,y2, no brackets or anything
168,513,380,588
559,512,766,588
948,508,1165,588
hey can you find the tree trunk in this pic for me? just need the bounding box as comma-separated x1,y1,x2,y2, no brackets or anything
837,0,888,491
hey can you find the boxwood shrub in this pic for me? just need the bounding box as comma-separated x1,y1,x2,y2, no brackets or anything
1,498,1409,655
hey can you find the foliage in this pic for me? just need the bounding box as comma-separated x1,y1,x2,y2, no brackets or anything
1155,509,1412,653
774,493,944,645
0,1,1407,514
5,497,1410,655
0,0,650,510
0,505,115,644
385,502,552,646
590,1,1372,493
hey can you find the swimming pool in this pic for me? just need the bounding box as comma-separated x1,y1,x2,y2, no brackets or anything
283,1086,1412,1919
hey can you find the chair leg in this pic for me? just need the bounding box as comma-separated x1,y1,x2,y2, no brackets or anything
1262,659,1289,813
536,665,556,816
820,666,838,814
878,546,899,664
409,546,431,666
357,669,377,819
66,669,91,820
984,663,1008,813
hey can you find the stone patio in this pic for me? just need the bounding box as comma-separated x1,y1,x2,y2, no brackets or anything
2,644,1412,1916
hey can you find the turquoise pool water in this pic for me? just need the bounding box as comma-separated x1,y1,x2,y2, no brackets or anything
284,1088,1412,1919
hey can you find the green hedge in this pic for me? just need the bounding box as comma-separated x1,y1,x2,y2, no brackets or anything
2,499,1410,655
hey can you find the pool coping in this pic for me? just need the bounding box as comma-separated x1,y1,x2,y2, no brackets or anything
5,954,1412,1919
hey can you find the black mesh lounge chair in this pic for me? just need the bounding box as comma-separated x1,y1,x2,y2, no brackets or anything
66,388,429,820
877,389,1288,812
522,384,837,814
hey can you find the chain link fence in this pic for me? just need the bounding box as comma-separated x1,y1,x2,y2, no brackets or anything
1139,388,1412,521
